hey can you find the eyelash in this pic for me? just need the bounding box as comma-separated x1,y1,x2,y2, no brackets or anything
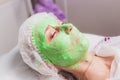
51,31,56,38
50,27,60,39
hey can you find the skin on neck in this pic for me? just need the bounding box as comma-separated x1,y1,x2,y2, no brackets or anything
57,52,114,80
57,52,94,79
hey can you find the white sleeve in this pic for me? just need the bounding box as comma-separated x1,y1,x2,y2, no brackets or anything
90,36,120,80
92,36,120,57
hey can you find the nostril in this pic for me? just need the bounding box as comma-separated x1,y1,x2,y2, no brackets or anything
69,27,72,32
66,27,72,34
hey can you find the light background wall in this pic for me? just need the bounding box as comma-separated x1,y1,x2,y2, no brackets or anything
0,0,32,54
56,0,120,36
0,0,10,5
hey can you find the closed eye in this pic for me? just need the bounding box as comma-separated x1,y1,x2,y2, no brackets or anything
51,31,56,38
45,26,59,43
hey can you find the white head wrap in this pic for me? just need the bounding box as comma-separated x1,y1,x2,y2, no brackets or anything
18,13,66,80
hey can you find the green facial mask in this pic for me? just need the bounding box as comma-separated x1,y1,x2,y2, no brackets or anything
32,14,89,68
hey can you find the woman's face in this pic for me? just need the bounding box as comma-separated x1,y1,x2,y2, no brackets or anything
32,16,89,68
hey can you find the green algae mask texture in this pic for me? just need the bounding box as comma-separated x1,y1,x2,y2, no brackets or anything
32,13,89,68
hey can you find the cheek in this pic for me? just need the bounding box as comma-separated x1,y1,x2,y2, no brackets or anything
70,33,81,46
75,37,81,44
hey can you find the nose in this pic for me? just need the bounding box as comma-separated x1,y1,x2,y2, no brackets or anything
59,23,72,34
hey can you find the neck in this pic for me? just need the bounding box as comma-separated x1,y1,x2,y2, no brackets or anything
57,52,113,80
57,52,94,79
71,52,94,79
67,52,113,80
